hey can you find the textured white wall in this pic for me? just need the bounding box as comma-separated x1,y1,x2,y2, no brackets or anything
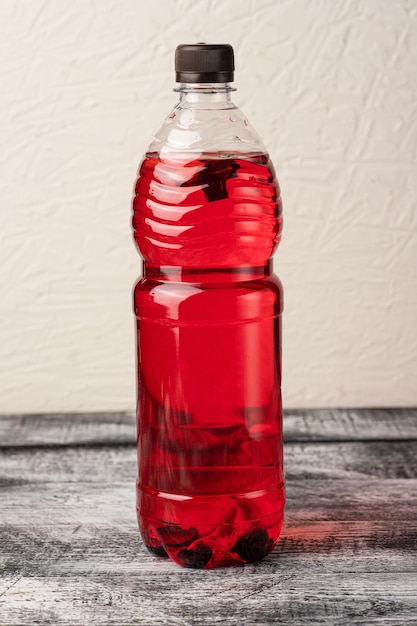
1,0,416,413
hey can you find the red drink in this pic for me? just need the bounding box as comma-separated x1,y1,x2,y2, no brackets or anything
133,152,284,568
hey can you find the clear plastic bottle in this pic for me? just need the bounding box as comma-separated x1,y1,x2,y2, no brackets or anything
132,43,284,568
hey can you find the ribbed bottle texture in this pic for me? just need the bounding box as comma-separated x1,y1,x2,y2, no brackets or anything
133,152,282,267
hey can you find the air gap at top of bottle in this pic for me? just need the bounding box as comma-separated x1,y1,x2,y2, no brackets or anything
132,43,284,569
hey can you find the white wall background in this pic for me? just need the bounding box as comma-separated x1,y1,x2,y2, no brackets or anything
1,0,416,413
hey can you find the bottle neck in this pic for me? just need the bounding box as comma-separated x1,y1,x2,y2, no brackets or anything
175,82,235,106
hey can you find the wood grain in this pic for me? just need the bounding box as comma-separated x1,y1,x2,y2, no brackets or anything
0,410,416,625
1,408,416,448
0,440,417,488
284,407,417,441
1,571,416,626
0,412,135,448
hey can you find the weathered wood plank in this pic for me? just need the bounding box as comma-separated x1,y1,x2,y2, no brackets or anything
0,408,416,448
284,407,417,441
1,479,416,529
285,440,417,479
1,440,417,489
0,412,136,448
0,570,416,625
2,518,416,576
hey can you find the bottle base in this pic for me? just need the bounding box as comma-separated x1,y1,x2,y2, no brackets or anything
137,483,285,569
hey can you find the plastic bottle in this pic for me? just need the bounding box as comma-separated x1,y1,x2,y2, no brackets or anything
132,43,284,569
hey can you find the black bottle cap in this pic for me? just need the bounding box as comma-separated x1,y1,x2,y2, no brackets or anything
175,43,235,83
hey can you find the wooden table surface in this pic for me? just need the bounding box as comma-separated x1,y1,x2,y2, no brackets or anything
0,409,416,625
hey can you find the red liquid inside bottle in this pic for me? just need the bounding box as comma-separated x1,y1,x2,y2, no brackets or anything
133,150,284,568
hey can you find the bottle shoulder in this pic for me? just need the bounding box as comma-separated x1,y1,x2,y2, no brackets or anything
148,100,268,156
